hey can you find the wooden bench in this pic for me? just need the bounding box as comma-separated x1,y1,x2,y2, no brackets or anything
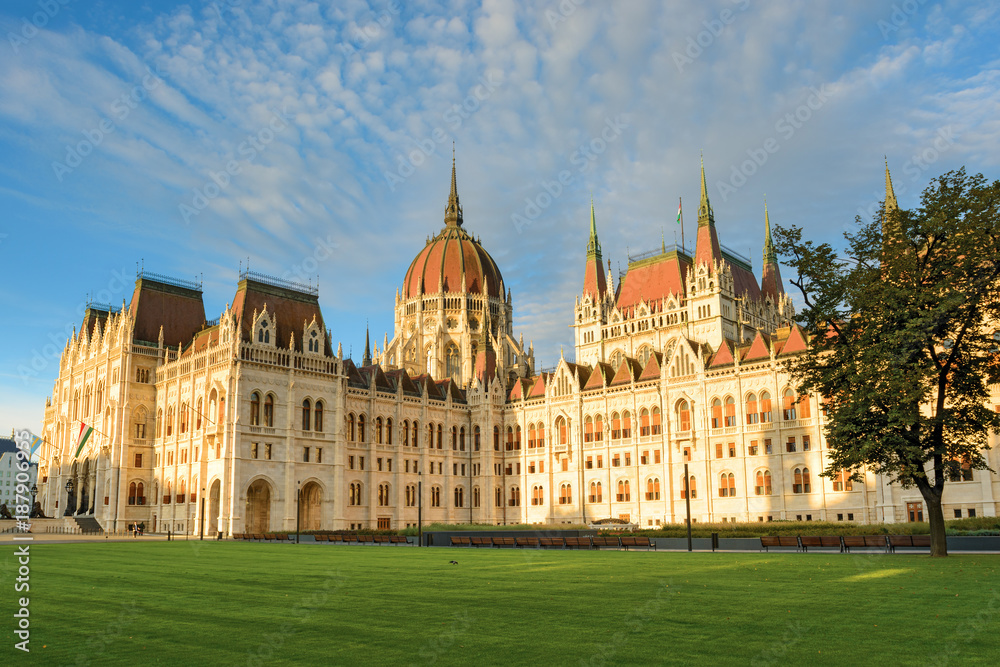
842,535,888,552
621,536,656,551
251,533,265,541
451,536,472,547
276,533,291,541
539,537,565,549
515,537,540,548
313,534,328,542
798,536,843,552
591,536,621,549
564,536,592,549
373,535,390,544
390,535,409,545
359,534,375,543
341,534,359,543
493,536,517,548
887,535,931,552
760,536,800,551
470,536,493,548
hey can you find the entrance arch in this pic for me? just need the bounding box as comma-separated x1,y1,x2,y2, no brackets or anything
209,480,221,535
245,479,272,533
299,482,322,531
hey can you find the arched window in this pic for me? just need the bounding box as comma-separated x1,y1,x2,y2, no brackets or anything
376,417,383,444
314,401,323,432
179,403,188,434
506,426,514,451
451,425,458,450
556,417,567,445
402,420,410,446
589,482,602,503
745,393,759,424
473,486,481,508
593,414,602,442
515,425,521,450
459,426,465,451
677,400,691,432
611,412,621,440
793,467,811,494
446,344,460,380
622,411,631,439
680,475,696,499
724,396,737,426
378,483,390,506
358,414,366,442
474,425,481,451
128,482,137,505
537,423,545,447
639,409,651,437
610,349,623,368
637,346,652,366
428,422,434,448
508,486,521,507
166,405,174,436
137,482,144,505
833,469,853,492
646,478,661,500
719,473,736,497
493,426,500,451
347,413,356,441
263,394,274,427
759,391,772,423
454,486,464,507
386,418,393,445
617,480,631,502
302,399,311,431
532,485,544,506
412,421,419,447
584,416,594,443
436,424,443,449
711,398,723,429
209,390,218,426
798,393,812,419
782,389,797,421
349,482,363,506
651,407,662,435
195,397,203,430
755,470,772,495
258,320,270,344
156,409,163,438
559,483,572,505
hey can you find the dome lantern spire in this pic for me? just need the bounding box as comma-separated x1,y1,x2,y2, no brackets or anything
444,146,463,227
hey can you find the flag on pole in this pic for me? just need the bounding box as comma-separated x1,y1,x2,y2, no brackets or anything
29,435,43,456
74,422,94,458
676,197,682,224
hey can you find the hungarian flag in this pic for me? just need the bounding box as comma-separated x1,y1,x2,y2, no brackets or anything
676,198,682,224
74,423,94,458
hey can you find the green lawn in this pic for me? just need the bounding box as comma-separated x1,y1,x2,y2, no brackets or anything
4,542,999,665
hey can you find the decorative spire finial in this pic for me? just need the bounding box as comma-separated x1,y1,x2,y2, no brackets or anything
444,149,463,227
698,152,714,226
884,157,898,214
763,198,777,265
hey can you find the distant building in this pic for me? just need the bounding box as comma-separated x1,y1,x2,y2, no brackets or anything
0,434,38,512
35,161,999,533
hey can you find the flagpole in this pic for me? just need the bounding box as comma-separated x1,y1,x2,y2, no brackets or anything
679,197,685,253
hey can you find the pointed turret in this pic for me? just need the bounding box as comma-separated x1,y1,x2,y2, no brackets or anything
885,158,898,215
362,326,372,366
760,199,785,302
583,199,608,299
694,155,723,267
474,303,497,385
444,148,463,228
883,158,900,245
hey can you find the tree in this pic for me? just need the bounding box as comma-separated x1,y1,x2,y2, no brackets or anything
773,168,1000,557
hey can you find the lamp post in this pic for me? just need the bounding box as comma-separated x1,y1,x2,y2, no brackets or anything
199,487,205,540
684,462,692,552
30,483,38,519
64,478,75,517
417,471,422,548
295,481,301,544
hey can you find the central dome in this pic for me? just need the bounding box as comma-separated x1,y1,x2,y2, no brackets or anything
401,160,504,299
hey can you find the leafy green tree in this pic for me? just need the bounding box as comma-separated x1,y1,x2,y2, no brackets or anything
773,168,1000,556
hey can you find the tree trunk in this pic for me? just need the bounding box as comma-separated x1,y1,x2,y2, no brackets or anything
918,485,948,557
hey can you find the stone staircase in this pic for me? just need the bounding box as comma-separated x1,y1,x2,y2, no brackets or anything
73,516,104,534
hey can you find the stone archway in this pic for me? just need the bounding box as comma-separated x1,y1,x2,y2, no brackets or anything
245,479,271,533
209,480,221,535
298,482,322,531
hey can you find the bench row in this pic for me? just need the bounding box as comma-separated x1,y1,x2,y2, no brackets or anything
232,533,410,544
449,535,656,550
760,534,932,553
233,533,293,542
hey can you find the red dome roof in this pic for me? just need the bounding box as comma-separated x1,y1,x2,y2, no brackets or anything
402,225,504,298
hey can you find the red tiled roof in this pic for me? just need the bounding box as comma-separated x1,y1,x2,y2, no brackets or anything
230,278,326,354
638,352,662,381
610,359,640,386
402,225,503,298
709,340,735,367
730,262,762,300
615,251,691,312
128,278,206,346
742,332,771,362
583,363,613,390
695,222,723,268
761,261,784,301
778,324,809,355
527,374,548,398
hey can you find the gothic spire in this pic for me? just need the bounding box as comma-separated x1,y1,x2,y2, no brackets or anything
583,199,608,298
586,196,601,257
444,147,463,227
697,152,714,227
884,157,898,215
694,155,723,267
760,198,785,302
362,324,372,366
763,198,777,265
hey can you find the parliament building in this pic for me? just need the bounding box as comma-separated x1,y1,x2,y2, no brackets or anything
35,161,1000,534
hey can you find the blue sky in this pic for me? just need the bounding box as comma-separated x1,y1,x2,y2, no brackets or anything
1,0,998,437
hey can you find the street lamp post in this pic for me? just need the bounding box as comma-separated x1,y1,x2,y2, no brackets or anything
199,487,205,540
417,471,422,547
64,478,75,517
30,484,38,519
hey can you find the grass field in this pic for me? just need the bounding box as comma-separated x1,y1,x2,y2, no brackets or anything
4,542,999,665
